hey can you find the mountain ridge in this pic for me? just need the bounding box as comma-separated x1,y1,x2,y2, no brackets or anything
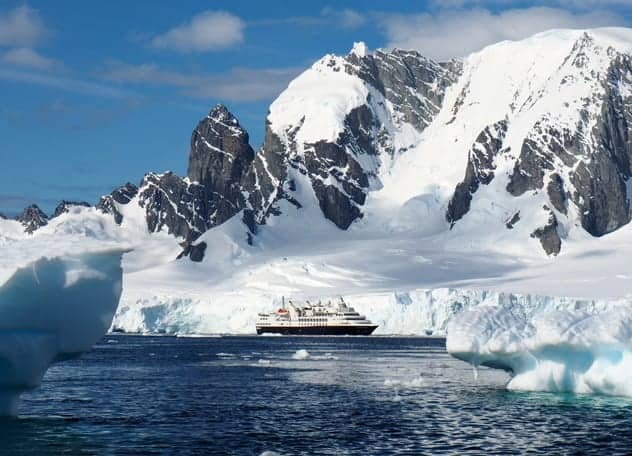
8,27,632,261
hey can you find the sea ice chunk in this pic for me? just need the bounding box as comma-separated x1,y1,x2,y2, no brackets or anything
292,349,310,360
446,305,632,397
0,250,124,415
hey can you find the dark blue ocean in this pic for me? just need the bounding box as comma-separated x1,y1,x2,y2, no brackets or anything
1,335,631,455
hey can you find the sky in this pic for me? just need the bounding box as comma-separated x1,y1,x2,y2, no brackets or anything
1,0,632,216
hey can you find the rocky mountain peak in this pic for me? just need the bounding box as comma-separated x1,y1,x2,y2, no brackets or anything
96,182,138,224
350,41,368,58
188,104,254,185
207,103,237,122
94,104,257,245
15,204,48,234
52,200,91,218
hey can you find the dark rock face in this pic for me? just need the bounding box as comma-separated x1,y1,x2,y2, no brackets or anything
571,158,630,236
97,182,138,224
176,241,207,262
506,212,520,230
447,121,508,226
0,213,6,220
531,209,561,256
571,53,632,236
546,174,567,215
241,119,291,230
347,49,461,131
300,108,372,229
506,121,579,198
15,204,48,234
51,200,91,218
188,105,255,186
187,105,255,228
137,172,204,240
504,113,630,239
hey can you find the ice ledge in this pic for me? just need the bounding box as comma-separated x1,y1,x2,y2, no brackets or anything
447,305,632,397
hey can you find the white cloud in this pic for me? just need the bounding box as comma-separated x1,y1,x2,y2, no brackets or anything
151,11,245,52
0,5,48,48
430,0,632,7
102,61,301,102
250,8,366,29
0,67,132,98
380,7,624,60
320,8,366,28
1,48,60,70
194,67,302,101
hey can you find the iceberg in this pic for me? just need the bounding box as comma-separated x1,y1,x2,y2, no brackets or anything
0,250,124,415
446,305,632,397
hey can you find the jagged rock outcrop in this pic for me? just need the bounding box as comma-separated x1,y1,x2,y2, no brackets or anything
176,241,207,262
51,200,91,218
531,209,562,256
97,182,138,224
15,204,48,234
188,105,255,210
96,105,255,245
447,120,508,226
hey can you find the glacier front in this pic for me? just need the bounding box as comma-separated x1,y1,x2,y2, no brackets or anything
447,305,632,397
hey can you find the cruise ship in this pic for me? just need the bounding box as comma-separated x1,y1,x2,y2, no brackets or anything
256,297,378,335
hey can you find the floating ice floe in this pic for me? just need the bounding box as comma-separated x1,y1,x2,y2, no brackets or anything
292,349,311,360
383,377,427,389
447,305,632,397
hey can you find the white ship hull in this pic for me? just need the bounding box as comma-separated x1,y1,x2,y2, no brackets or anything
256,323,378,335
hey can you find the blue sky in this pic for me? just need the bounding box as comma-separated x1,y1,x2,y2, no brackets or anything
1,0,631,215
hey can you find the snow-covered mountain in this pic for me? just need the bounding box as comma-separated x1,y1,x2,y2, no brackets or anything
5,28,632,335
85,28,632,258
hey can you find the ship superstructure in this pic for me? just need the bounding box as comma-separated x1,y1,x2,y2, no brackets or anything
256,297,378,335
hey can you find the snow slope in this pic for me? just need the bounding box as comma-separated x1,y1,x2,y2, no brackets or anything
112,221,632,335
366,28,632,254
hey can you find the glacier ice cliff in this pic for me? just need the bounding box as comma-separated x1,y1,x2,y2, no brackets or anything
111,288,620,336
447,305,632,397
0,250,124,415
